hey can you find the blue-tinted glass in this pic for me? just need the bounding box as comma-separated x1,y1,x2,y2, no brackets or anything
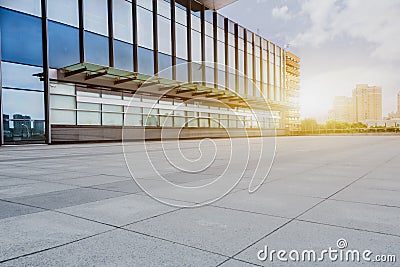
48,21,79,68
158,53,172,79
176,58,188,82
114,40,133,71
2,62,43,90
2,88,45,143
0,8,42,66
138,46,154,75
84,31,109,66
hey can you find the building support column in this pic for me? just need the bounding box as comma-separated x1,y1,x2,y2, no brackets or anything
41,0,51,144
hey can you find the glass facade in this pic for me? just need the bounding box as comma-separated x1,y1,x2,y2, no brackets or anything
0,0,291,144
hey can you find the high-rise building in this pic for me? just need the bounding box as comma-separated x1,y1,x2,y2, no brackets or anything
327,96,354,123
0,0,299,144
353,84,382,122
397,91,400,116
285,52,301,131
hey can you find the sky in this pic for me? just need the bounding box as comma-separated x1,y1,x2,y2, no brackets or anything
220,0,400,120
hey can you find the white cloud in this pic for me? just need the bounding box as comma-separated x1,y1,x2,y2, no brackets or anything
292,0,400,62
272,5,291,20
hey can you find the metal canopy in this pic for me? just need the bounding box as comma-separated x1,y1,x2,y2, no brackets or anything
176,0,237,11
57,62,288,110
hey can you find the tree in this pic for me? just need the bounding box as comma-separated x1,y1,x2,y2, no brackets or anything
301,118,319,131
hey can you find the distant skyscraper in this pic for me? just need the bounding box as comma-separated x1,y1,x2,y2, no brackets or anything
13,114,31,137
328,96,354,123
3,114,10,131
397,91,400,116
33,121,45,135
353,84,382,122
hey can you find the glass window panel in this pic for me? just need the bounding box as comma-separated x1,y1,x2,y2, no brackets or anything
205,22,213,37
49,21,79,68
113,0,133,43
205,36,214,63
204,10,213,23
191,30,201,63
187,112,198,127
50,95,75,109
0,0,41,16
255,56,260,81
217,28,224,42
157,0,170,18
217,41,225,69
137,0,152,10
175,4,186,26
138,46,154,75
247,54,253,79
2,89,44,121
2,62,43,90
114,40,134,71
137,6,153,49
238,76,245,95
158,53,172,79
228,46,235,72
176,58,188,82
210,113,219,128
77,102,100,111
124,114,142,126
77,111,101,125
205,67,214,87
160,110,173,127
50,82,75,95
158,15,171,55
176,23,187,60
103,113,123,126
48,0,78,27
103,104,122,112
262,60,268,82
218,69,225,89
51,110,76,125
84,31,109,66
77,90,100,97
191,14,201,31
84,0,108,35
0,8,42,66
229,73,235,92
238,50,244,74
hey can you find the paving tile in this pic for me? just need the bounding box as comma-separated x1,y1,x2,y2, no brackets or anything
0,200,44,220
299,200,400,236
0,177,40,187
0,211,112,262
127,206,289,256
57,174,129,187
236,220,399,266
0,182,78,199
331,178,400,207
7,187,128,210
57,194,177,226
4,229,227,267
213,185,322,219
89,180,143,194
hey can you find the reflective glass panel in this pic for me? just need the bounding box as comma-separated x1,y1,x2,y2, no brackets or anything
0,8,42,66
158,15,172,55
114,40,134,71
138,46,154,75
2,62,43,90
49,21,79,68
48,0,78,27
113,0,133,43
137,6,153,49
84,0,108,35
0,0,41,16
84,31,109,66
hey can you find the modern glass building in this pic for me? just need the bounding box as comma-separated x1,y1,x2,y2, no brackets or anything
0,0,297,144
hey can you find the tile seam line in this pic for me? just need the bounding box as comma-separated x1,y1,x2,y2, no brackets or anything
217,150,400,264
